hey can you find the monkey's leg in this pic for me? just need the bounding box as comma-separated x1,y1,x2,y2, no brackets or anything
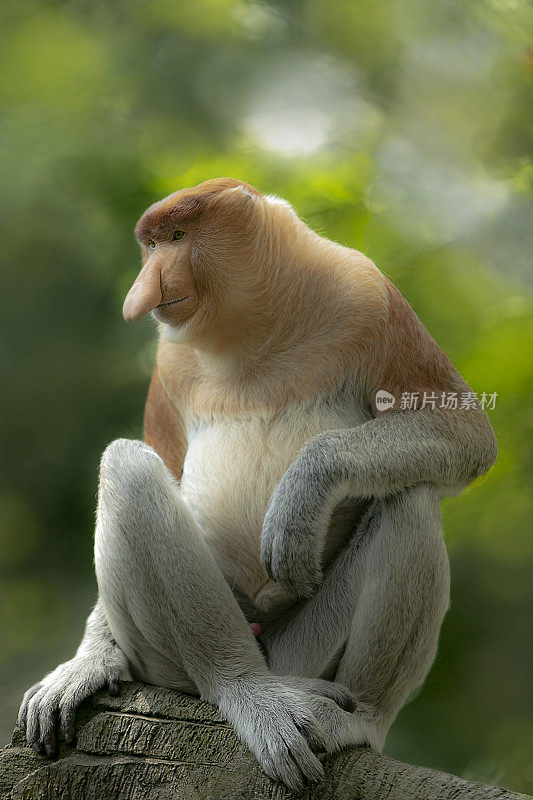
262,486,450,751
94,439,355,792
94,438,265,695
18,598,128,755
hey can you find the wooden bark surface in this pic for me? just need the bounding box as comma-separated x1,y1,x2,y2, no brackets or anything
0,682,530,800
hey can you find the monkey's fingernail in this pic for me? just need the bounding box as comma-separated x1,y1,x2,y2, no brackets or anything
45,741,56,757
63,722,76,744
108,679,121,696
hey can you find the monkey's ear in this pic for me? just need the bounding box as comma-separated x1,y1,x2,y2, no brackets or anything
123,256,162,322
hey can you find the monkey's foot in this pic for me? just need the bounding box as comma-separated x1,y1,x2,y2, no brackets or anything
218,675,355,792
18,651,128,757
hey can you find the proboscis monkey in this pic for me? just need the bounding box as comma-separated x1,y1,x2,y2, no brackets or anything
18,178,497,791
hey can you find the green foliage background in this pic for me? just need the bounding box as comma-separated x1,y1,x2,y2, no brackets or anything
0,0,532,792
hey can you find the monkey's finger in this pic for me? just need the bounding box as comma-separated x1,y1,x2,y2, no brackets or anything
25,688,48,746
108,677,121,696
281,730,324,786
39,704,59,758
18,683,43,729
263,738,306,793
306,679,357,712
259,537,274,580
59,700,78,746
262,754,304,793
295,718,328,754
272,555,323,598
43,734,57,758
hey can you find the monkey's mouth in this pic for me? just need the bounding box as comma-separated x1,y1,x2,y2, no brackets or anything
157,296,190,309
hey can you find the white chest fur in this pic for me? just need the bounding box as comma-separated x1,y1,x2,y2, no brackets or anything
179,399,367,609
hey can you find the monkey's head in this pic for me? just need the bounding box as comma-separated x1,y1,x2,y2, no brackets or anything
124,178,300,348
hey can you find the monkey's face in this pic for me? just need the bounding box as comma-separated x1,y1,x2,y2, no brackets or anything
123,178,263,331
123,229,199,328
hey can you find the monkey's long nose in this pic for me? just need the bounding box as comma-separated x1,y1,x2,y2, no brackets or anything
123,257,162,323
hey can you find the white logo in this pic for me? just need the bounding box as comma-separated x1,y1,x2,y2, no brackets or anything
375,390,396,411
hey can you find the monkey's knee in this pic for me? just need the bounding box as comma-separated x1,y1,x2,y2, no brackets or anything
99,438,166,494
380,486,450,625
385,485,448,564
384,485,441,530
95,438,177,564
98,437,174,513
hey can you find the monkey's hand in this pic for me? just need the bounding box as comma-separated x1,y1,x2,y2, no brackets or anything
261,438,338,597
18,648,128,757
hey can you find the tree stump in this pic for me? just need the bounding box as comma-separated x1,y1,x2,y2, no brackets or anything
0,682,530,800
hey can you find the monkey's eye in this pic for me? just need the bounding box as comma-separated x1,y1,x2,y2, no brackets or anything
172,230,185,241
148,240,156,249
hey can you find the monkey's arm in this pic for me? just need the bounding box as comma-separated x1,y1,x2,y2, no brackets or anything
262,405,496,597
302,405,497,498
262,279,497,597
18,598,128,755
144,365,188,479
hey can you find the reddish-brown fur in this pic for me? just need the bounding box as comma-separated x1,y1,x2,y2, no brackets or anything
144,367,187,479
133,178,494,484
374,279,468,404
135,178,261,245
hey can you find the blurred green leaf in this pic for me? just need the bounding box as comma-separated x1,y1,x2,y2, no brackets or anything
0,0,531,792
